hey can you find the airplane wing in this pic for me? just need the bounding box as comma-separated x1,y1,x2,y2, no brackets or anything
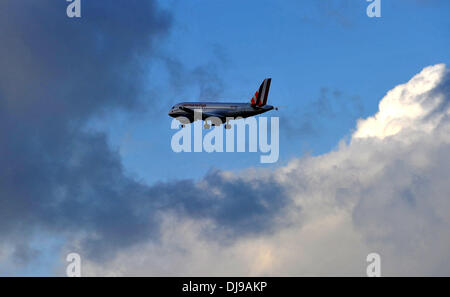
202,112,224,119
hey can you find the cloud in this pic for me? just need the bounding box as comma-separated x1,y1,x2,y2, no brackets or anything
1,2,450,277
0,0,172,264
81,64,450,276
353,64,449,139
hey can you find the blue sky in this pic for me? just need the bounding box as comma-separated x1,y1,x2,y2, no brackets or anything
95,0,450,184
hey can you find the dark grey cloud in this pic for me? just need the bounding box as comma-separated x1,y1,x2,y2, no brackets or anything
0,0,171,262
149,170,292,238
0,1,291,266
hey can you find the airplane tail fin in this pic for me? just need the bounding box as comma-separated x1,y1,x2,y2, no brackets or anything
250,78,272,106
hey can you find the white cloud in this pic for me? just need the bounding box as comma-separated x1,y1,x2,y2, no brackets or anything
353,64,448,139
80,64,450,276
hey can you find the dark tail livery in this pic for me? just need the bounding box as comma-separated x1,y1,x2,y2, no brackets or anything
250,78,272,107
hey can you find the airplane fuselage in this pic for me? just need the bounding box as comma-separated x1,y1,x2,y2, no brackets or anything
168,102,274,122
168,78,274,127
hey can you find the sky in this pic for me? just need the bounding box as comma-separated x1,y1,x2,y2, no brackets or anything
0,0,450,276
96,0,450,183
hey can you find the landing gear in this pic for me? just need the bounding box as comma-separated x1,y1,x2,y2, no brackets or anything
203,119,229,129
225,119,231,130
204,119,219,129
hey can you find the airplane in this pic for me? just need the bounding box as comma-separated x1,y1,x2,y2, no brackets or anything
168,78,276,129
